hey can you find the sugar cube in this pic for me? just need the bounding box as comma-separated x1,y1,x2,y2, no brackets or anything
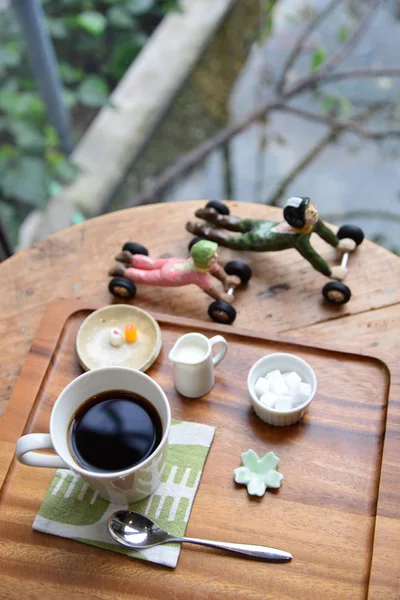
291,393,305,408
298,382,312,397
259,391,277,408
266,369,288,395
283,371,302,389
254,377,270,399
266,369,281,380
291,382,312,407
274,395,293,411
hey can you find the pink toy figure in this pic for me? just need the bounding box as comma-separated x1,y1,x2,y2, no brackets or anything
109,240,240,303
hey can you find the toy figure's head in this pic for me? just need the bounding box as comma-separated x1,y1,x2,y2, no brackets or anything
191,240,218,272
283,197,318,229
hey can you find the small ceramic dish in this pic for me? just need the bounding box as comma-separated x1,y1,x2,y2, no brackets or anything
76,305,162,372
247,353,317,426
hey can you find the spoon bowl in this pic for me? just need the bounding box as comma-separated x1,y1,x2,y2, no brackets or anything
108,511,169,549
108,510,292,562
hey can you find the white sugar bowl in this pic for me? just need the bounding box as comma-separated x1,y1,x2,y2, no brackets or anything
248,353,317,426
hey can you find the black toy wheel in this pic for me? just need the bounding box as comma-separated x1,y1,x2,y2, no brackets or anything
337,225,364,246
322,281,351,305
188,236,205,252
122,242,149,255
208,300,237,325
224,261,252,285
109,277,137,300
205,200,230,215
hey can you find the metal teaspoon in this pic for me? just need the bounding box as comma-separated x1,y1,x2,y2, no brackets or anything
107,510,292,562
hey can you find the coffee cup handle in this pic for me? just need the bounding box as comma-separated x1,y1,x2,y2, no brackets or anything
15,434,68,469
210,335,228,367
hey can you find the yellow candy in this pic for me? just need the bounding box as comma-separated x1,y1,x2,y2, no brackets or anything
124,323,137,343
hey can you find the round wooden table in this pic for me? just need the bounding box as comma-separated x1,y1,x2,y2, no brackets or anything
0,200,399,597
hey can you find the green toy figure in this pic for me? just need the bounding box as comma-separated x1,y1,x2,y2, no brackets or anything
186,197,358,280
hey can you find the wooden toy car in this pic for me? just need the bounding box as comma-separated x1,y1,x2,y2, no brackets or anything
187,200,364,306
108,241,252,325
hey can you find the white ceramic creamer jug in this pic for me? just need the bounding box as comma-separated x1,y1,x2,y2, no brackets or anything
168,333,228,398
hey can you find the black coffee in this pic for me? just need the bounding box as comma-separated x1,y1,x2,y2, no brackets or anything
68,390,162,472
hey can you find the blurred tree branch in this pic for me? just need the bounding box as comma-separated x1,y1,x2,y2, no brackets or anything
265,130,338,207
124,0,400,210
286,0,384,96
318,67,400,83
277,0,343,94
265,102,392,205
277,105,400,140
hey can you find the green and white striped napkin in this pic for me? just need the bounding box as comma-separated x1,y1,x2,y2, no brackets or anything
33,420,215,568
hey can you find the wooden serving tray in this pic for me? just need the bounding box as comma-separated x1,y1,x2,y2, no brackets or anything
0,300,392,600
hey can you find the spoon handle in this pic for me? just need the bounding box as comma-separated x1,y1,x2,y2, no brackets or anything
168,536,292,562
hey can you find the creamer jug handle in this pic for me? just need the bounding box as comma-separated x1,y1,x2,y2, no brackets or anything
210,336,228,367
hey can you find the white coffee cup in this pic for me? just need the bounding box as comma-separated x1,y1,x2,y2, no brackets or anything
15,367,171,504
168,333,228,398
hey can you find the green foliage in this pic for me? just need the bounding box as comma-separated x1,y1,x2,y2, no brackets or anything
0,201,19,244
128,0,156,15
260,0,277,39
2,157,49,207
75,10,107,36
336,24,350,43
77,75,110,107
0,0,181,244
311,46,326,71
161,0,183,13
322,95,351,118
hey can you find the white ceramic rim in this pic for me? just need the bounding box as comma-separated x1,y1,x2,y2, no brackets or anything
50,366,171,479
76,304,162,372
169,332,211,363
248,352,317,414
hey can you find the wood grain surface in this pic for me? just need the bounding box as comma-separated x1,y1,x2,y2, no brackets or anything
1,201,399,421
0,200,399,599
0,301,396,600
286,310,400,600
